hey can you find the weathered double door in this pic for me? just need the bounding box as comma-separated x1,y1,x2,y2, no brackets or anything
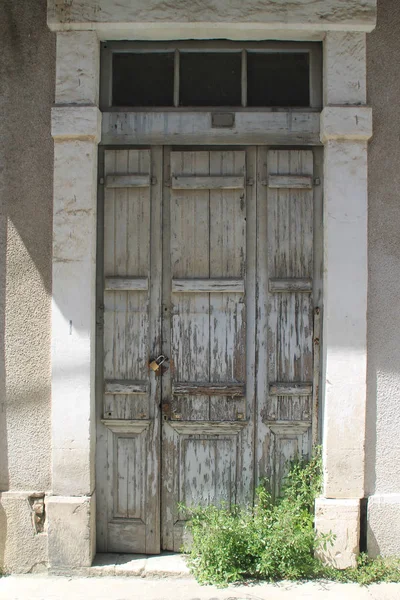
97,146,319,554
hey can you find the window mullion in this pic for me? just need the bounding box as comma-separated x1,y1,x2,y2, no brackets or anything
174,50,180,108
241,50,247,108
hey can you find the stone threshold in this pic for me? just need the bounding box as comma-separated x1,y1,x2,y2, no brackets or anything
50,552,192,578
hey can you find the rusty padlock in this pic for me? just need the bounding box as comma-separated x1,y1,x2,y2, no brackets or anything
149,355,167,372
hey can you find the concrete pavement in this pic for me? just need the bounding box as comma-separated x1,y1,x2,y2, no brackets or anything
0,575,400,600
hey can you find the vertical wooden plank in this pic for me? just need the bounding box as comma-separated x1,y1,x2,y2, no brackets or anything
161,146,174,550
99,147,158,553
96,147,108,552
266,149,315,494
170,150,210,421
242,146,257,504
255,146,271,486
209,151,246,421
146,145,163,554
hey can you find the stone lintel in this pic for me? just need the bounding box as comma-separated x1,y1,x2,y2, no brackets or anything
320,106,372,143
315,498,360,569
51,106,102,142
47,1,377,33
47,494,96,569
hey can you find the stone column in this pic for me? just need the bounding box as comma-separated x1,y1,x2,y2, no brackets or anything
46,32,100,570
315,32,372,568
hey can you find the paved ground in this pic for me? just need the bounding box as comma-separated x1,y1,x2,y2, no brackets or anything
1,575,400,600
1,556,399,600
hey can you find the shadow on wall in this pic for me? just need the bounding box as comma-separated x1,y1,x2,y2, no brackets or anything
0,0,55,569
0,209,7,569
365,0,400,503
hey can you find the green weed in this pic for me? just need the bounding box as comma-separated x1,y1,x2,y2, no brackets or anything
181,448,400,587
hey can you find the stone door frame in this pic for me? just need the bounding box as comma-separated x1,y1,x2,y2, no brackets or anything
47,4,375,571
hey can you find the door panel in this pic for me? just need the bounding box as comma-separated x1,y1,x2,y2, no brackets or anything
97,146,320,553
97,148,162,554
257,148,315,498
161,149,254,551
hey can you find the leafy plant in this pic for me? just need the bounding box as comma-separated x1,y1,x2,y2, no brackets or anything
181,448,400,587
323,554,400,585
182,448,326,586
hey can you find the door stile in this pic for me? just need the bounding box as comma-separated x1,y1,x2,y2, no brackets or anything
96,147,107,551
255,146,270,488
312,148,324,446
147,145,163,553
242,147,257,505
160,146,173,550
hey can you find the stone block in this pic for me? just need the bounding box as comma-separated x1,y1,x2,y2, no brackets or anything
56,32,100,105
324,32,367,105
0,491,48,574
47,494,96,569
321,107,373,142
315,498,360,569
367,494,400,557
52,107,102,142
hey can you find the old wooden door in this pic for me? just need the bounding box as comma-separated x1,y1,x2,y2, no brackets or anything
96,146,320,554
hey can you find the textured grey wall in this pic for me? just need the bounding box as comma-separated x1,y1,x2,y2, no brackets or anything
366,0,400,498
0,0,54,493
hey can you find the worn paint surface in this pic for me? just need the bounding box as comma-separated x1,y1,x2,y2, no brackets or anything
97,146,318,553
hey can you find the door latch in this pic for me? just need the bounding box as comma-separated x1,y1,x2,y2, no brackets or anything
149,355,168,372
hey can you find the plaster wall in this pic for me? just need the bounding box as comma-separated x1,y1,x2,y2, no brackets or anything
366,0,400,556
0,0,55,572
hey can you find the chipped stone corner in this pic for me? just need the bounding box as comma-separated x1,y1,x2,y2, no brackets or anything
0,491,49,574
28,493,46,534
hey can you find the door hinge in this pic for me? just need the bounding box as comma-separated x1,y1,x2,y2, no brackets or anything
313,177,321,186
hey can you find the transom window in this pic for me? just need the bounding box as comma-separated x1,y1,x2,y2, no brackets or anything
101,42,322,110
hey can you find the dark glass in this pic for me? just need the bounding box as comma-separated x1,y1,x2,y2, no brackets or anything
112,53,174,107
179,53,241,107
247,52,310,107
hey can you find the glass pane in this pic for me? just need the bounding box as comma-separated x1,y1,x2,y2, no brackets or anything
247,52,310,107
180,53,241,107
112,53,174,107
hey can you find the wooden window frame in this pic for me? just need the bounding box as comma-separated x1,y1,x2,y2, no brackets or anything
100,41,322,112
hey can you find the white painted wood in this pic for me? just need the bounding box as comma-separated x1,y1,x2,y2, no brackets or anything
101,419,151,433
162,148,252,551
171,176,245,190
105,174,150,188
269,278,313,293
99,145,319,554
267,175,313,189
312,307,321,447
269,383,313,396
99,148,161,555
172,278,244,293
102,112,320,146
265,149,315,496
105,277,148,291
266,421,311,434
173,382,245,396
168,421,247,435
104,380,148,394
